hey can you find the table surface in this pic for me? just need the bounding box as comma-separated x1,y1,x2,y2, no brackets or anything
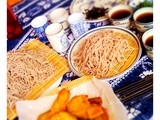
7,0,153,120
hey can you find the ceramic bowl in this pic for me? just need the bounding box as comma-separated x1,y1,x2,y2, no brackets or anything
70,0,127,30
68,26,142,80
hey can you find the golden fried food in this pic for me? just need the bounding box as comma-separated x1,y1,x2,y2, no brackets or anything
50,112,77,120
67,95,91,119
88,97,102,106
94,108,109,120
87,106,104,119
51,89,70,113
38,110,54,120
37,89,109,120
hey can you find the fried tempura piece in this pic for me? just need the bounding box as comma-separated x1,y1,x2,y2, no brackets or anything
38,89,109,120
51,89,70,114
50,112,77,120
38,89,71,120
94,108,109,120
87,106,104,119
38,110,54,120
88,97,102,106
67,95,91,119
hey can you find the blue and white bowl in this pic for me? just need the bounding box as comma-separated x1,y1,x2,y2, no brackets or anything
70,0,127,30
86,17,110,30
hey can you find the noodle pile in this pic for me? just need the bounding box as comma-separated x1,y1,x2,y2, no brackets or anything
73,30,133,78
7,49,55,108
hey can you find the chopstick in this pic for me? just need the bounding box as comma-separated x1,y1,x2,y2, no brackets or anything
116,79,152,96
120,84,152,103
114,74,153,94
126,92,153,109
114,74,153,104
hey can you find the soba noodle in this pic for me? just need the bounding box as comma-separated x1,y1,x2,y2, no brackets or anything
73,30,133,78
7,49,55,108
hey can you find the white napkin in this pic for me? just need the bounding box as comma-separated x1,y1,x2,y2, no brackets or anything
16,77,128,120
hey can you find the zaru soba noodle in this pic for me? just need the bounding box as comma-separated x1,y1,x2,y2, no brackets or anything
73,30,133,78
7,49,55,108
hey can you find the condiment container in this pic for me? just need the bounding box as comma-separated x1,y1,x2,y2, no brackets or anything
108,4,133,28
142,28,153,59
133,7,153,32
45,23,70,53
49,8,69,31
31,15,49,43
68,12,88,39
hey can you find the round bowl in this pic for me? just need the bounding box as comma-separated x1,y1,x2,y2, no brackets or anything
86,17,109,30
68,26,142,80
70,0,127,30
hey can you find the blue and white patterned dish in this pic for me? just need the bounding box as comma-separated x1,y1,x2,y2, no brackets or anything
31,15,49,43
86,18,110,30
70,0,127,29
70,0,127,13
68,12,88,39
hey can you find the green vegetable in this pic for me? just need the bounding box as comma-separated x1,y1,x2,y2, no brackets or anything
136,1,153,10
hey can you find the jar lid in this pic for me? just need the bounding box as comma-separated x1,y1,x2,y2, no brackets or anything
49,8,68,22
31,15,48,28
45,23,63,36
68,12,85,24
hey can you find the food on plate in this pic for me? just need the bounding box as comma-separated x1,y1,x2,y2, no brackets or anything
50,112,77,120
88,97,108,120
72,30,133,78
51,88,70,113
86,106,104,119
84,6,108,20
7,48,55,108
94,107,109,120
38,111,77,120
67,95,106,119
38,88,109,120
88,97,102,106
38,89,70,120
67,95,91,118
38,110,54,120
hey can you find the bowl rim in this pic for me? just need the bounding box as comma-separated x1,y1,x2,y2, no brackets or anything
68,26,142,81
133,7,153,25
70,0,108,23
86,17,109,23
69,0,127,23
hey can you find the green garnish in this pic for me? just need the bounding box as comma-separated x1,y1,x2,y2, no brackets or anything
136,1,153,10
